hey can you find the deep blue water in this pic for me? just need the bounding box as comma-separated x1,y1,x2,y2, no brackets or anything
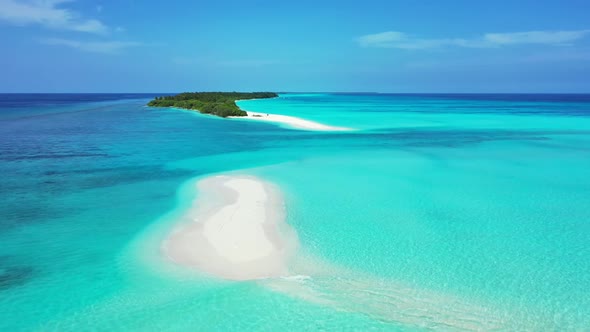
0,93,160,107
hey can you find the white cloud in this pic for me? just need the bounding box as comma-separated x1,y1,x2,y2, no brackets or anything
357,31,484,49
41,38,141,54
358,29,590,49
484,30,590,45
0,0,107,33
357,31,406,48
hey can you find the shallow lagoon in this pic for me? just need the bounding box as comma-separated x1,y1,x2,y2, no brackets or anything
1,93,589,330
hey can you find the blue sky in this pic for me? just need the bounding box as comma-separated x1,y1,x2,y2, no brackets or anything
0,0,589,92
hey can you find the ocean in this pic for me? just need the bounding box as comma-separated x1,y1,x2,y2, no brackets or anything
1,93,589,330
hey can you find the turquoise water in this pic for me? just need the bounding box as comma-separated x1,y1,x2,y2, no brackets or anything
1,93,589,330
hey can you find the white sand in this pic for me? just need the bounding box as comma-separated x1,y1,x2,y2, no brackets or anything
162,175,298,280
232,111,351,131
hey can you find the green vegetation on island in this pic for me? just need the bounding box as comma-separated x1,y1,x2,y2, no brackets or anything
147,92,278,117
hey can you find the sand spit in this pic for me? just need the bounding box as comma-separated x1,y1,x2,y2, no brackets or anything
162,175,298,280
232,111,352,131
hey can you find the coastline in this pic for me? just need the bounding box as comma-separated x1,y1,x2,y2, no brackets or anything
230,111,352,131
162,175,298,280
148,94,352,131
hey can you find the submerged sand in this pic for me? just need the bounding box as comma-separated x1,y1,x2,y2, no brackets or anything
233,111,351,131
159,174,521,329
162,175,298,280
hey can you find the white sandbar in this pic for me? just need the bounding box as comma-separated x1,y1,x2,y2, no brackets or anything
163,175,298,280
232,111,351,131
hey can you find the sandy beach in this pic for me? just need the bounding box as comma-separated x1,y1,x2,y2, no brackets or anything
162,175,298,280
232,111,351,131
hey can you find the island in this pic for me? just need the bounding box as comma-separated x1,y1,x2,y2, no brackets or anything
147,92,278,117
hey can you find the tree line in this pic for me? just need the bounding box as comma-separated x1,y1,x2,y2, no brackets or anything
148,92,278,117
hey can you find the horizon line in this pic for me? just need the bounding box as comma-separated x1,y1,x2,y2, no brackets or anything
1,91,590,95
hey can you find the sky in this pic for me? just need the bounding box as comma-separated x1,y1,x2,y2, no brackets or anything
0,0,589,93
